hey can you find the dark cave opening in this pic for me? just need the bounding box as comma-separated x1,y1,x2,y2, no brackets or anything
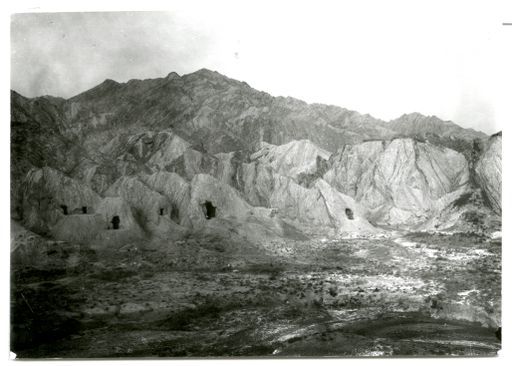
82,206,87,214
159,208,164,216
111,215,120,230
60,205,68,215
202,201,216,220
345,208,354,220
170,205,179,222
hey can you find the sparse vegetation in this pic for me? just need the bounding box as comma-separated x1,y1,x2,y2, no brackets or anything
11,230,501,358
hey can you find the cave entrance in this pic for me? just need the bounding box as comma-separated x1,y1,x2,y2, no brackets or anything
202,201,216,220
345,208,354,220
159,208,164,216
82,206,88,214
170,205,179,222
111,215,120,230
60,205,68,215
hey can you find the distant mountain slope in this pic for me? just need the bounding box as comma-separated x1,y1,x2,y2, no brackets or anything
388,112,487,140
11,68,499,233
12,69,489,162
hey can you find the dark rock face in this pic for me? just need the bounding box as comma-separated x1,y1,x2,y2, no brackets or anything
387,113,487,141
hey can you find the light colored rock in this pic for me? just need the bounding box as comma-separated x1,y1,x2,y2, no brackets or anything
267,174,333,227
188,173,259,225
475,133,501,214
250,140,331,180
239,161,275,207
105,176,172,226
209,141,377,231
314,179,376,233
139,171,192,227
324,138,470,226
144,130,191,169
19,167,101,234
95,196,140,231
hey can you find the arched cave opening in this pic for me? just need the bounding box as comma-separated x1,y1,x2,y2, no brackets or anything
170,205,179,222
82,206,88,214
345,208,354,220
159,208,164,216
202,201,216,220
60,205,68,215
111,215,120,230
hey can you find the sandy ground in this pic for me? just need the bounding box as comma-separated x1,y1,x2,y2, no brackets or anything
10,226,501,358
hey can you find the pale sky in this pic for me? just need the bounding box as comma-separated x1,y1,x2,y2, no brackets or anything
10,1,511,134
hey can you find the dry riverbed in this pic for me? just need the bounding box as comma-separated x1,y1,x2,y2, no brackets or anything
11,230,501,358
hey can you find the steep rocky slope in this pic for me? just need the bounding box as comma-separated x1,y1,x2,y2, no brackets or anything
17,167,101,235
387,113,487,141
10,69,502,359
250,140,330,180
475,132,502,214
10,68,500,243
61,69,398,155
323,138,470,226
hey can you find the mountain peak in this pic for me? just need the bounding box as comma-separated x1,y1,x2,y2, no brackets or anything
194,68,218,75
102,78,120,86
186,68,228,82
166,72,180,80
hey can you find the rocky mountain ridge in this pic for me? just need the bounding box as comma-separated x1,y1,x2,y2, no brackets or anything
11,69,501,245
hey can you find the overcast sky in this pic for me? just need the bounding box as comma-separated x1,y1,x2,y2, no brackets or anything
11,1,510,134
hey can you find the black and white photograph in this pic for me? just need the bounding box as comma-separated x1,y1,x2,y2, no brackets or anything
7,0,509,360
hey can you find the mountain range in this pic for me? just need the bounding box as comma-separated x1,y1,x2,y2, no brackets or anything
11,68,501,245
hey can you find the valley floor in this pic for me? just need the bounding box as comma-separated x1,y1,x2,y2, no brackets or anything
11,228,501,358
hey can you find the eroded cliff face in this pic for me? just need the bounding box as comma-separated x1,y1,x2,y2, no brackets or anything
10,69,501,244
10,69,502,358
250,140,331,181
323,138,470,226
475,133,502,214
18,167,101,234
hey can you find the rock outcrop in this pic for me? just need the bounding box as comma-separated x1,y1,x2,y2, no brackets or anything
10,68,500,243
387,113,487,141
324,138,470,226
188,174,267,225
18,167,101,234
475,133,502,214
139,171,192,227
250,140,331,181
104,176,172,230
314,179,376,233
95,196,140,232
419,188,500,234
